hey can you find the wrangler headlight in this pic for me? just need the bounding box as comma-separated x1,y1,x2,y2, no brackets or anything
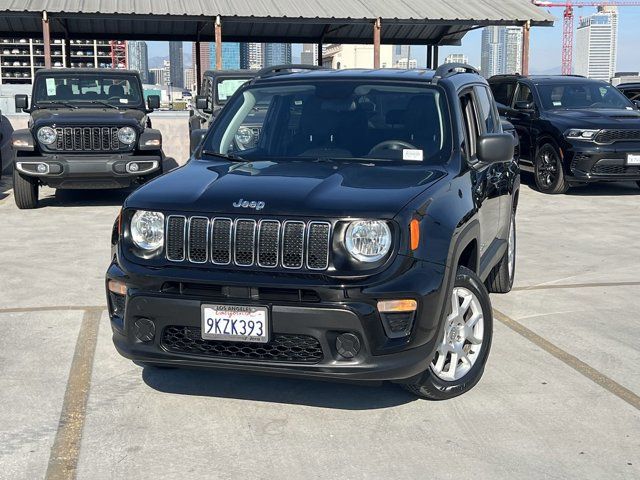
130,210,164,251
564,129,599,141
118,126,137,145
345,220,391,263
37,126,57,145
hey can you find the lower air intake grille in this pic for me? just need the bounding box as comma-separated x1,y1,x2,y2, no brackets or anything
591,163,640,176
162,326,323,364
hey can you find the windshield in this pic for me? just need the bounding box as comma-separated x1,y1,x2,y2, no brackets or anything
216,77,252,104
537,82,633,110
203,80,451,164
33,73,143,108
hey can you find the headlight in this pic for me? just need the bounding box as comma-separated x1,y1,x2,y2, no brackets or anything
117,126,137,145
345,220,391,262
37,126,57,145
565,129,599,141
130,210,164,251
235,126,254,147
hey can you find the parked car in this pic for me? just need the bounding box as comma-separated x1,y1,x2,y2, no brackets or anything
106,64,519,400
189,69,257,152
617,82,640,103
489,74,640,193
10,68,162,209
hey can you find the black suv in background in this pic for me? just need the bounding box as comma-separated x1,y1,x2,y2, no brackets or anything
617,82,640,103
11,69,162,209
489,74,640,193
107,64,519,400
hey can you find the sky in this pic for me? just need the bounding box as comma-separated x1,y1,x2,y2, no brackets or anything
147,7,640,75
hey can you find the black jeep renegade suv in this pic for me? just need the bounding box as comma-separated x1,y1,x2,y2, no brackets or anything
106,64,519,400
11,69,162,209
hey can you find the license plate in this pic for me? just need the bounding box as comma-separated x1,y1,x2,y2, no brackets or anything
627,154,640,165
201,304,269,343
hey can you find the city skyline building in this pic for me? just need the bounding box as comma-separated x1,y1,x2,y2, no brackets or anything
264,43,292,67
480,26,523,77
323,44,393,69
210,42,241,70
184,67,196,91
168,41,184,88
575,6,618,81
127,40,149,83
240,42,264,69
444,53,470,65
301,44,319,65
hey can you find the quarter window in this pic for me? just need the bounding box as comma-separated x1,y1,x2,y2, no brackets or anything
459,91,481,160
514,83,534,105
474,86,498,133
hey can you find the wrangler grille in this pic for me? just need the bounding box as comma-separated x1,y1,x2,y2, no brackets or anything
51,126,131,152
594,129,640,144
166,216,332,271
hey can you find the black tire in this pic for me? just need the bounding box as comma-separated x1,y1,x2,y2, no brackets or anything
534,143,568,194
13,168,39,209
486,214,516,294
401,266,493,400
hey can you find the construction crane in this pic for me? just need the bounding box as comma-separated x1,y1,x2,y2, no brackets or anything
533,1,640,74
109,40,128,69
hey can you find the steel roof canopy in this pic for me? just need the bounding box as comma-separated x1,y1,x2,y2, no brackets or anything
0,0,553,44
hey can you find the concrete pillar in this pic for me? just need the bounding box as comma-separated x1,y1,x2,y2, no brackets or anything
215,15,222,70
522,21,531,76
373,17,381,68
42,11,51,69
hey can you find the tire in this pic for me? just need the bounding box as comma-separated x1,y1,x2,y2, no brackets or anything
486,214,516,294
13,168,39,209
401,266,493,400
534,143,568,194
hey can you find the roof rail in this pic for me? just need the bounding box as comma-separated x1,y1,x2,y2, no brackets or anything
254,64,327,79
488,73,523,79
433,63,480,80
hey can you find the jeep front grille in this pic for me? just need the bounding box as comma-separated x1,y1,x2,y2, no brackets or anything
52,126,131,152
594,129,640,144
166,216,331,271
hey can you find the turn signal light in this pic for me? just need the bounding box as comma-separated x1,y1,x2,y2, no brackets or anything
108,280,127,295
377,299,418,313
410,219,420,250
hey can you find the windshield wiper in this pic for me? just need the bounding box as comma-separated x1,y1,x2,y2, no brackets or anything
200,150,247,162
36,100,78,109
88,100,121,110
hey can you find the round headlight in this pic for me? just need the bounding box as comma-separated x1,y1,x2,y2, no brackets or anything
345,220,391,263
235,126,254,147
37,126,57,145
130,210,164,251
117,126,136,145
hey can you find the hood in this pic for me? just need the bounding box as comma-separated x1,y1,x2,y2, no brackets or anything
30,108,146,127
545,108,640,129
126,159,446,219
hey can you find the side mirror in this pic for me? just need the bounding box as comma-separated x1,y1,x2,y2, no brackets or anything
15,94,28,111
477,133,515,164
195,95,209,112
190,128,207,154
147,95,160,110
514,100,535,112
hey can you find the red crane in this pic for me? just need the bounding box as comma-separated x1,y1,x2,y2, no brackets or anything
110,40,128,69
532,1,640,74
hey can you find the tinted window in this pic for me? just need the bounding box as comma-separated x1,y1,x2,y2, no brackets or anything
459,91,481,160
515,83,533,104
622,88,640,102
204,81,452,164
537,82,632,110
33,73,142,106
474,86,498,133
216,77,252,103
491,81,516,107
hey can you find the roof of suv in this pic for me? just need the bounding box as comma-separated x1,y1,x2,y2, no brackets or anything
489,74,607,85
34,68,141,76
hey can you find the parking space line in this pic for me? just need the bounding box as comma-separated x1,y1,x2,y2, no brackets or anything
514,281,640,291
0,305,104,314
45,308,103,480
494,308,640,411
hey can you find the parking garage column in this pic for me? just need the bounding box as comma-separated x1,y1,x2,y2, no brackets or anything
215,15,222,70
373,17,381,68
522,21,531,75
42,11,52,68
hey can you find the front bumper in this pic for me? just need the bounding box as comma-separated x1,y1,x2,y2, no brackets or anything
106,256,451,383
16,153,161,189
567,144,640,182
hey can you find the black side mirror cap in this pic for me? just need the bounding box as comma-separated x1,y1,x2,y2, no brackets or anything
190,128,207,154
195,95,209,111
146,95,160,110
477,133,515,164
15,94,28,112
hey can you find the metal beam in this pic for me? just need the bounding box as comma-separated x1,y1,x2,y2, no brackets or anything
433,45,439,68
215,15,222,70
426,45,433,69
317,42,323,66
521,21,530,75
42,11,51,68
195,40,202,92
373,17,381,69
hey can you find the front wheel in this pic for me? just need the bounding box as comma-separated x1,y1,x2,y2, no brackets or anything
401,266,493,400
13,168,39,209
534,143,568,194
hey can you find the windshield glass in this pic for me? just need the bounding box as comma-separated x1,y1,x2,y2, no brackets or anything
203,80,451,164
537,82,633,110
216,77,252,104
33,73,143,107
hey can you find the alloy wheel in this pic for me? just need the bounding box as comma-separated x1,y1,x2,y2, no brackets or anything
536,146,559,188
430,287,485,381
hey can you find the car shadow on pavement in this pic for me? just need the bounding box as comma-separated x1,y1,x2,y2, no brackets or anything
142,367,417,410
39,188,133,207
567,181,640,196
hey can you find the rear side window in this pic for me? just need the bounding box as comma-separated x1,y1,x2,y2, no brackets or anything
474,86,499,133
459,91,481,161
491,81,516,107
515,83,534,104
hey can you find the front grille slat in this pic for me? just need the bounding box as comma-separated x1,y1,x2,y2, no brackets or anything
165,216,332,271
44,125,131,152
594,129,640,144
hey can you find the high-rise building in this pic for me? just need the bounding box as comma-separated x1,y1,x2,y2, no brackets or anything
444,53,469,65
240,43,264,69
575,6,618,81
191,41,211,84
393,45,410,65
210,42,241,70
322,44,394,69
127,40,149,83
395,58,418,69
148,67,165,85
168,41,184,88
264,44,292,67
480,26,522,77
184,67,196,92
301,44,319,65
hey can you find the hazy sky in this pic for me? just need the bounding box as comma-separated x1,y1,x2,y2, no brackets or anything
147,7,640,74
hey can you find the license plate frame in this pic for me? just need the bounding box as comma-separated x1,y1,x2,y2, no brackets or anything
627,153,640,165
201,304,269,343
